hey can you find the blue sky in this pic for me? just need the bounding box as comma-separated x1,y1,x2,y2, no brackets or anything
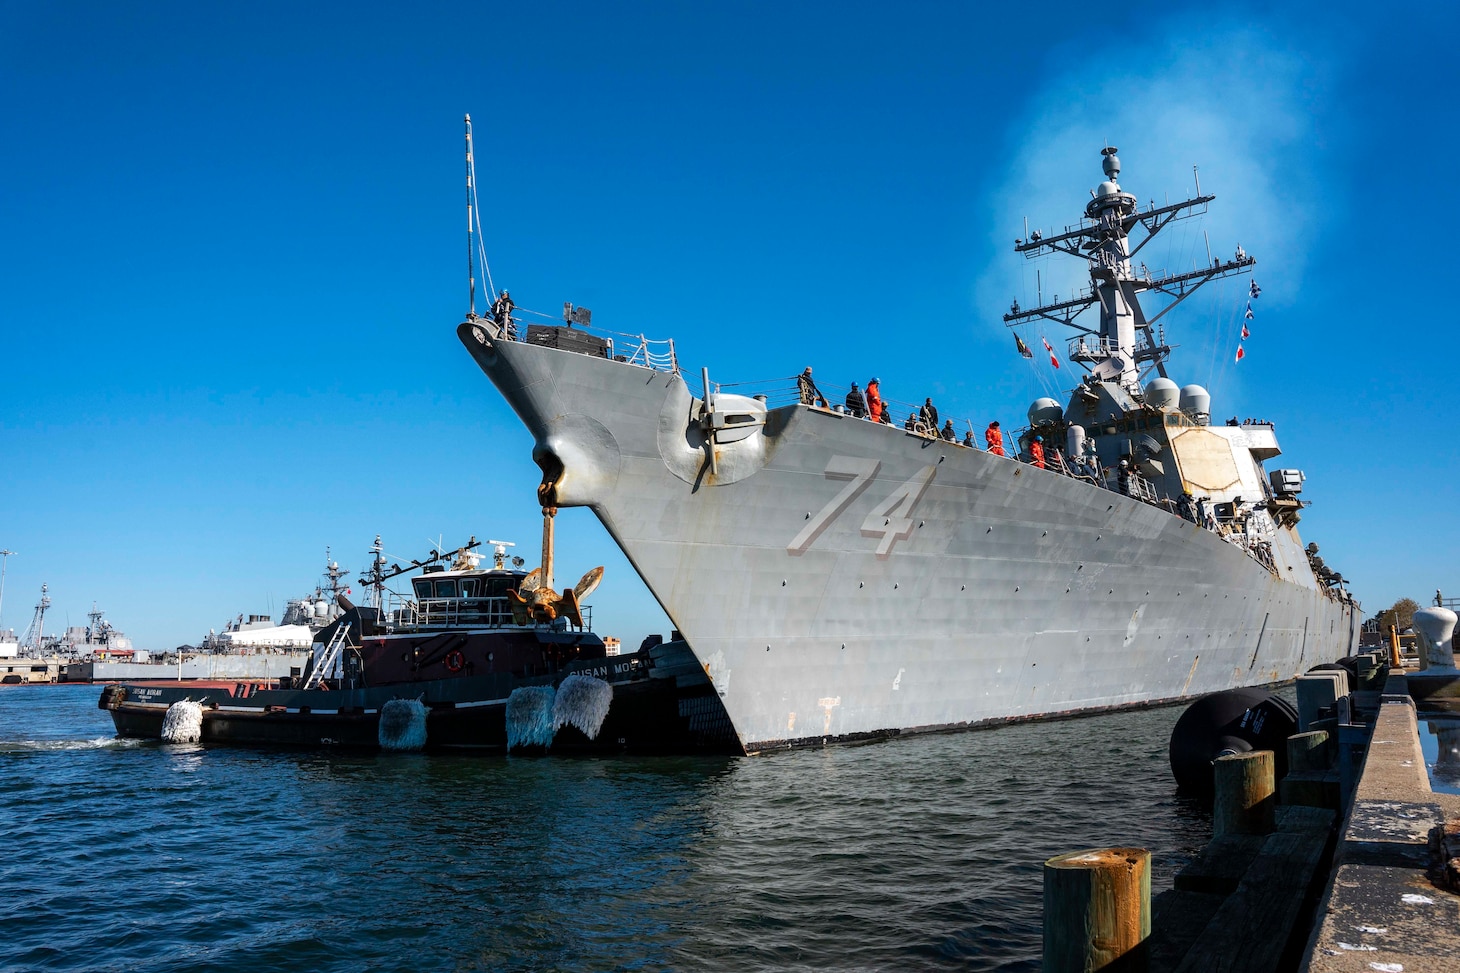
2,1,1455,649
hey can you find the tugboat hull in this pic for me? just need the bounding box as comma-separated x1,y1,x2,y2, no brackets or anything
101,645,740,754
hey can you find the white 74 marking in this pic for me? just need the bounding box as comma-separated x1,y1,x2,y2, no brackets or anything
787,457,936,558
861,465,936,558
786,457,879,556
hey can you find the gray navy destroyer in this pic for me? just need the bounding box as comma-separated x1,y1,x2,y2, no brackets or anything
458,136,1358,753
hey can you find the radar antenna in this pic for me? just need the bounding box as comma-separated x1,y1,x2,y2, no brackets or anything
367,535,389,611
356,536,482,589
1004,148,1255,388
487,539,516,570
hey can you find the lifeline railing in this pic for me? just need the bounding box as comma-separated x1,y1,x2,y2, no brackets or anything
496,306,680,375
385,594,591,633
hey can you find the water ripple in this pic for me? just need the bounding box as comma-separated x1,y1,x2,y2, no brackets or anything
1,685,1209,972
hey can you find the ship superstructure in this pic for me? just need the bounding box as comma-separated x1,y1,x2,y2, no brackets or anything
457,135,1357,753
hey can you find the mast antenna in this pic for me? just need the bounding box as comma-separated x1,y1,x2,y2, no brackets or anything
466,114,476,317
1004,147,1250,386
0,549,13,630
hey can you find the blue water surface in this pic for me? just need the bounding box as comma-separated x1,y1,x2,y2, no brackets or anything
0,685,1209,972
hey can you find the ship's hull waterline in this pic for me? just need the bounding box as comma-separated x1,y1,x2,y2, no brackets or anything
461,325,1356,753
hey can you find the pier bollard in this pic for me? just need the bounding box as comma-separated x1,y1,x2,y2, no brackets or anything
1043,847,1150,972
1281,731,1337,809
1356,653,1383,691
1413,607,1458,671
1213,750,1275,837
1296,672,1344,731
1287,730,1331,773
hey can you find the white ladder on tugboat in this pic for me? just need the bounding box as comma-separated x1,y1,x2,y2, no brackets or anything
302,624,351,690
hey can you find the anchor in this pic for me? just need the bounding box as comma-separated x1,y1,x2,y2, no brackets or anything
506,503,603,627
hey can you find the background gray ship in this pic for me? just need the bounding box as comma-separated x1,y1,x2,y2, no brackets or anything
459,140,1358,753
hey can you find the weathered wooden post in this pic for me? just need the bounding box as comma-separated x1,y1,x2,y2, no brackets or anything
1286,729,1331,773
1213,750,1275,837
1043,847,1150,972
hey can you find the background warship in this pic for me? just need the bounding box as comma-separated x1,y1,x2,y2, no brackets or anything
459,135,1358,753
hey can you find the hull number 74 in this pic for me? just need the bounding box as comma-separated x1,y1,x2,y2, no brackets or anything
787,456,936,559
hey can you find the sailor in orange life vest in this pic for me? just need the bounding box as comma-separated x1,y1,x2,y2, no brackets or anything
985,420,1005,456
1029,435,1046,469
866,378,884,423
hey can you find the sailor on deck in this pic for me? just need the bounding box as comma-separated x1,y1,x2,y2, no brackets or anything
845,383,868,418
491,290,517,339
1029,436,1046,469
921,398,939,429
866,379,884,423
798,367,827,407
985,421,1005,456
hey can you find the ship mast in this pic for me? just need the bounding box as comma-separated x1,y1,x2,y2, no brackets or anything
367,535,388,611
24,583,50,654
0,549,13,631
1004,147,1255,390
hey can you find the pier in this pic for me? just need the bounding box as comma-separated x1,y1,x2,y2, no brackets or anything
1044,648,1460,972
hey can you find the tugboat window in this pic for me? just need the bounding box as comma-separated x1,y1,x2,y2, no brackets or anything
434,579,458,598
413,580,432,599
460,579,481,598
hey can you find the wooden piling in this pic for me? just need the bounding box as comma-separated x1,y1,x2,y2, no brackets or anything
1213,750,1275,838
1286,730,1330,773
1043,847,1150,972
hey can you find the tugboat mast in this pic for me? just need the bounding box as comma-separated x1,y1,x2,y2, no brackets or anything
1005,147,1255,390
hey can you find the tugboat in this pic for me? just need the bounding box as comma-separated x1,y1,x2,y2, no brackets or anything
100,528,738,753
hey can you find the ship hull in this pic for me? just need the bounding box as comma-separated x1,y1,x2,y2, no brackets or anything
461,326,1357,753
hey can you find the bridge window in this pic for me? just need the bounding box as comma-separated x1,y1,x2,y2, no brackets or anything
484,577,517,597
433,579,458,598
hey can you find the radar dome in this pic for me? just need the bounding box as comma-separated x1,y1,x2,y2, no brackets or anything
1144,378,1180,410
1027,397,1062,425
1096,181,1121,197
1179,384,1211,424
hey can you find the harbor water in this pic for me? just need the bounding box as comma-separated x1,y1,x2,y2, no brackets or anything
2,685,1210,972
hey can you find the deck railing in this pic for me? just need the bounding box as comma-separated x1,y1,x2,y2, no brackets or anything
385,594,592,633
492,307,680,375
